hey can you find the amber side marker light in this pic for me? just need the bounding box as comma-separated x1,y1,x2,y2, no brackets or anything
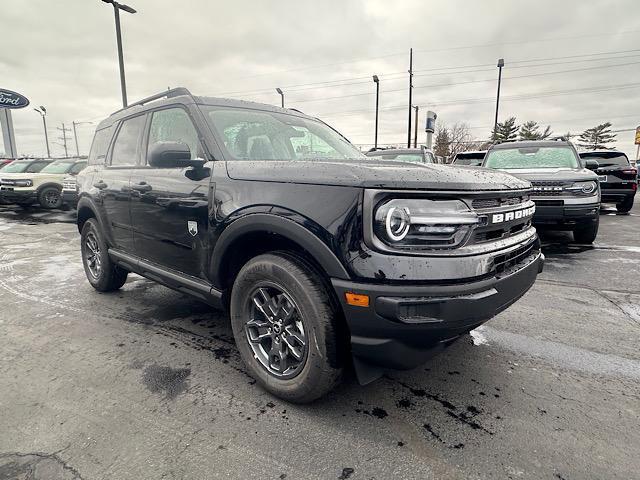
345,292,370,307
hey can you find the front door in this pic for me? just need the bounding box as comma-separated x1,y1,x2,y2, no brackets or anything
96,114,147,252
129,106,211,279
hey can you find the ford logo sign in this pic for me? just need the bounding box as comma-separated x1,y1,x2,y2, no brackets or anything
0,88,30,109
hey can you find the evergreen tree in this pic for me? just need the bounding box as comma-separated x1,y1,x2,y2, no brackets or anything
491,117,519,142
434,126,451,158
577,122,617,150
519,121,553,140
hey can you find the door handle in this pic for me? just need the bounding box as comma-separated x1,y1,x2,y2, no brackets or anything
93,181,107,190
131,182,152,193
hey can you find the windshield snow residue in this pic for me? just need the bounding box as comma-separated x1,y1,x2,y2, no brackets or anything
485,146,579,170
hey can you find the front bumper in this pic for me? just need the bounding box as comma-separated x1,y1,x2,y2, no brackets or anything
332,246,543,372
62,190,78,207
0,187,37,204
532,200,599,226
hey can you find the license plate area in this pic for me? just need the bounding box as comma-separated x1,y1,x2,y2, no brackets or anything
597,175,608,182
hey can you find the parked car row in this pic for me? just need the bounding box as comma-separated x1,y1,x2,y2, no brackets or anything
0,157,86,208
450,141,637,244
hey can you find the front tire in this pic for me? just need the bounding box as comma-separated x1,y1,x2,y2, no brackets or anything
230,252,344,403
38,186,63,209
573,217,599,244
81,218,128,292
616,196,634,213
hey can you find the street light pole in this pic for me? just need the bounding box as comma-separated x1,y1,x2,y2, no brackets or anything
493,58,505,138
407,48,413,148
276,88,284,108
71,121,94,156
101,0,137,108
34,106,50,158
372,75,379,149
413,105,419,148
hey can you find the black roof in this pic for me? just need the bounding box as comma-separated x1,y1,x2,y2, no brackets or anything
97,87,317,131
489,140,572,150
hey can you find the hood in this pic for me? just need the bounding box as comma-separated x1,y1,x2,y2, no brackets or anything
495,167,598,182
226,160,530,191
0,172,65,180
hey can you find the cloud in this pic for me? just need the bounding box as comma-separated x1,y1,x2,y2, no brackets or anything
2,0,639,157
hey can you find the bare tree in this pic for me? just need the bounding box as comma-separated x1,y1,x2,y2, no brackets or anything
448,122,475,158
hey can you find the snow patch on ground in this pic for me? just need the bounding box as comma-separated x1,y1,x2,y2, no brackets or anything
37,254,84,283
470,326,489,346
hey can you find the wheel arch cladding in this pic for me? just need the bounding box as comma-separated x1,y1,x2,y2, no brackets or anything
210,213,350,290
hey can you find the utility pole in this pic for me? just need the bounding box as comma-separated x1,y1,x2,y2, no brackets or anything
34,107,50,158
413,105,419,148
101,0,137,108
57,123,71,158
407,48,413,148
373,75,380,149
493,58,505,138
72,121,93,156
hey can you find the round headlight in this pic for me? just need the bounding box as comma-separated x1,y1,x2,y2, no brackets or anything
385,207,411,242
581,181,596,194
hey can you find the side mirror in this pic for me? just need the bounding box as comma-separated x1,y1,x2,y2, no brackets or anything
148,141,205,169
584,159,599,170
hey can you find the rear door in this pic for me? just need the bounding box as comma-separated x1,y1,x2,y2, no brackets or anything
129,106,211,279
96,114,147,252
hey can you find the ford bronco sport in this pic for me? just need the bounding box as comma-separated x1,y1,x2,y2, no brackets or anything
76,88,543,402
0,157,87,208
483,140,600,243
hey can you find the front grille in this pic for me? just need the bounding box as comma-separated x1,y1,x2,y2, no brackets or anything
494,240,538,274
530,180,568,196
474,220,531,242
471,194,530,210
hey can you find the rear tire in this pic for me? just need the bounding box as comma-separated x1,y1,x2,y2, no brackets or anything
230,252,344,403
81,218,128,292
38,186,63,209
616,196,634,213
573,217,599,244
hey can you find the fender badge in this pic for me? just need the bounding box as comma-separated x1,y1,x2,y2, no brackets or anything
187,221,198,237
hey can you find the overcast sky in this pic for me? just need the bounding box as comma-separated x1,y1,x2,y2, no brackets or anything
2,0,639,158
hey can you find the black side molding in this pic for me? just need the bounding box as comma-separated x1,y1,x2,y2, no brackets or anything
109,249,223,308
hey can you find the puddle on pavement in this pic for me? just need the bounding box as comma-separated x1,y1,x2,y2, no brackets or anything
141,364,191,399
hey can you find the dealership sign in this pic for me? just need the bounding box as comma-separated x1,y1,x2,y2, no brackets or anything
0,88,29,109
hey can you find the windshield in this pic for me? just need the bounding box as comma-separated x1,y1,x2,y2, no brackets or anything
485,146,579,169
580,151,629,167
367,152,430,164
40,161,75,174
203,106,365,161
0,161,30,173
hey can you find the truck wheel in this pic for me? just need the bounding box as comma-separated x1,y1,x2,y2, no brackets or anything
230,252,343,403
573,217,599,244
616,196,634,213
38,186,63,209
81,218,128,292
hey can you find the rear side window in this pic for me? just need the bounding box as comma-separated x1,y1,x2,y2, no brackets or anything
111,115,146,166
25,161,50,173
88,127,114,165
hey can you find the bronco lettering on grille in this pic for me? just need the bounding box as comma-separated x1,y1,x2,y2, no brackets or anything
491,205,535,224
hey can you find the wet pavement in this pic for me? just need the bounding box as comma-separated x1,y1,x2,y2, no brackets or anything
0,202,638,479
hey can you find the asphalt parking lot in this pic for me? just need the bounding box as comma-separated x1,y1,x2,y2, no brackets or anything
0,203,638,480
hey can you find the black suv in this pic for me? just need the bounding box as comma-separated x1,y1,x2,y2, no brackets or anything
579,150,637,213
76,88,543,402
483,140,600,243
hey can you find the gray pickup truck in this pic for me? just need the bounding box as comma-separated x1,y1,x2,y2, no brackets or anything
483,139,600,243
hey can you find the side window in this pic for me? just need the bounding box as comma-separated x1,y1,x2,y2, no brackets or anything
111,115,146,166
70,162,87,174
88,126,114,165
147,108,201,162
26,162,49,173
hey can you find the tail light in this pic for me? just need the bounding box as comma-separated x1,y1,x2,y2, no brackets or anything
622,168,637,175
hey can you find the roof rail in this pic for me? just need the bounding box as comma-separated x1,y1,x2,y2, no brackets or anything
549,135,568,142
111,87,195,116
